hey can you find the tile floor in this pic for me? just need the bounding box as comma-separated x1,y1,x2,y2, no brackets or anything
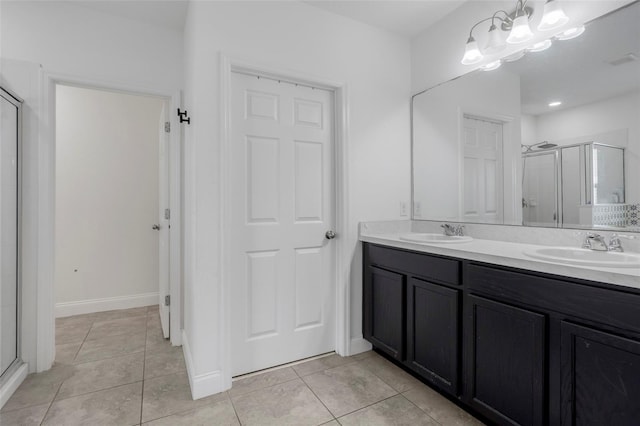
1,306,484,425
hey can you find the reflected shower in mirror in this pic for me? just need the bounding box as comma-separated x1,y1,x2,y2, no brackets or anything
412,1,640,231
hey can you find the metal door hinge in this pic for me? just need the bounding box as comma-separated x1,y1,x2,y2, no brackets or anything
164,122,170,133
164,209,170,220
164,295,170,306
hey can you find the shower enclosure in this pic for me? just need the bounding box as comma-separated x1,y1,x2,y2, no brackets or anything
0,87,21,384
522,142,625,228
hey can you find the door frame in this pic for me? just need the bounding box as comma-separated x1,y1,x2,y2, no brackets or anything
219,54,350,380
37,72,183,370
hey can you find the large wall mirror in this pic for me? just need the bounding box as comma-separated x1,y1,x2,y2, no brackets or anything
412,1,640,231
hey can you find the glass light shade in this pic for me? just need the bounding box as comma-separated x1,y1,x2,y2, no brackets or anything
555,25,585,40
538,0,569,31
507,15,534,44
461,36,483,65
484,25,506,55
503,50,526,62
528,39,552,52
481,60,502,71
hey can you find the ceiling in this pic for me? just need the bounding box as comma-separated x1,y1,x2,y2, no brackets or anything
303,0,465,38
73,0,463,37
506,1,640,116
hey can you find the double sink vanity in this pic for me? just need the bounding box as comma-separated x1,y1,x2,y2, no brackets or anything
360,221,640,426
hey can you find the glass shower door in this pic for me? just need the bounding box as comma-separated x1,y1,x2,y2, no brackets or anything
522,151,559,227
0,88,20,378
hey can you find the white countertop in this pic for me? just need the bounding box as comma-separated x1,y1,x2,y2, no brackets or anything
360,232,640,290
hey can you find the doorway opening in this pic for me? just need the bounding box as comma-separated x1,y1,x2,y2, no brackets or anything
53,84,173,342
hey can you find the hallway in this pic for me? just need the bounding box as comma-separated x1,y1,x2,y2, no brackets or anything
0,306,483,425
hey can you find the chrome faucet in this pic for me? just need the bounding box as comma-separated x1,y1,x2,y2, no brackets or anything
441,223,465,236
608,234,624,252
582,233,624,252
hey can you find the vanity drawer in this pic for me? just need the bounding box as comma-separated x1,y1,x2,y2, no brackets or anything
466,263,640,335
366,244,460,286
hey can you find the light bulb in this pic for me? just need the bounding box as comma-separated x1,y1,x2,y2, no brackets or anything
461,36,483,65
538,0,569,31
507,15,534,44
484,24,506,55
555,26,585,40
528,39,552,52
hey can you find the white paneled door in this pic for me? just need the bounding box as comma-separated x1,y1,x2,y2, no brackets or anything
462,116,504,223
230,72,336,376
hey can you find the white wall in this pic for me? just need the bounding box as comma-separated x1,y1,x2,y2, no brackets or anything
411,0,631,93
55,85,163,314
0,1,183,94
183,1,411,397
533,90,640,203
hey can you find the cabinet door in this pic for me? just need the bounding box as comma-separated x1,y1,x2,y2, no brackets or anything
363,266,405,360
407,277,459,395
560,322,640,426
465,295,546,426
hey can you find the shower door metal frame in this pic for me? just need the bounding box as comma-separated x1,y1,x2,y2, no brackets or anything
0,86,23,384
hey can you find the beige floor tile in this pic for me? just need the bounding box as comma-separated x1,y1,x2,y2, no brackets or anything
337,394,439,426
55,313,95,329
292,353,356,377
146,326,171,352
91,306,149,323
1,365,75,412
55,322,91,344
74,331,146,363
230,367,298,397
321,421,340,426
302,362,397,417
350,350,376,362
359,353,423,392
403,385,485,426
147,305,160,314
144,346,187,379
142,398,239,425
55,342,82,364
42,382,142,426
0,403,49,426
147,313,162,330
56,352,144,400
142,371,227,423
86,315,147,341
232,378,333,426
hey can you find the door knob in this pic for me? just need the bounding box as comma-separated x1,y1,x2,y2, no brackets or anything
152,224,161,230
325,230,336,240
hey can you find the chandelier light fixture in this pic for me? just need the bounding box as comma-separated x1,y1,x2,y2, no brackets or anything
461,0,582,68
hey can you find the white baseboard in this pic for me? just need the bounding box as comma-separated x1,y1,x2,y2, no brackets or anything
0,363,28,409
349,337,372,356
182,330,230,400
55,292,159,318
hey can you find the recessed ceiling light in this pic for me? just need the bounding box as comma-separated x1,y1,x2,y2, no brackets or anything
549,101,562,107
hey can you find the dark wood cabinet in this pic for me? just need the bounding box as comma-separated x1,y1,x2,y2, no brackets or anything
560,322,640,426
363,265,405,360
362,242,640,426
407,277,460,395
465,295,546,426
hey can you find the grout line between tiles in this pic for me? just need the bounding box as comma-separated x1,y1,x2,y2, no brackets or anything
333,393,401,422
139,310,150,425
398,392,443,426
38,381,64,426
227,390,243,425
296,369,338,423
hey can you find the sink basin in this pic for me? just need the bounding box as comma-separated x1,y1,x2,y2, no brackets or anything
399,233,473,244
524,247,640,268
